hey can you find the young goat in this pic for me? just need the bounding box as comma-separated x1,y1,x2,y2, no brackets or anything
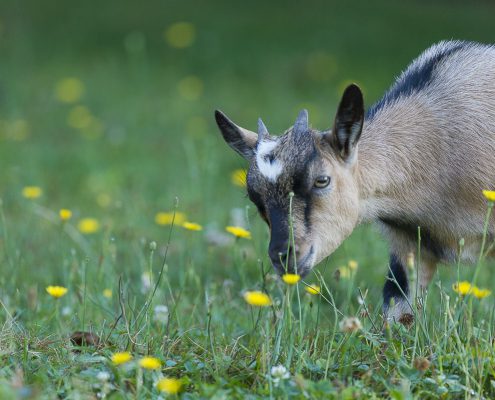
215,40,495,324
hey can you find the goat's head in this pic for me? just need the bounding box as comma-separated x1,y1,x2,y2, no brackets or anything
215,84,364,277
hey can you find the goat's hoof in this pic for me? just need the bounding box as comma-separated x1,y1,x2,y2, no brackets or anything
398,313,414,327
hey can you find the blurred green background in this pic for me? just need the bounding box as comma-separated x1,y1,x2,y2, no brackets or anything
1,0,495,292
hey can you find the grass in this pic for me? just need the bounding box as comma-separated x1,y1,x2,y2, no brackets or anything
1,0,495,398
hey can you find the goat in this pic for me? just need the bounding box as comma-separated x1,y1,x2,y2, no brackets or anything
214,40,495,324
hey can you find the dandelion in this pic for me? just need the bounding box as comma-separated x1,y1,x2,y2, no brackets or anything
67,105,93,129
225,226,251,239
339,316,362,333
139,356,161,370
231,169,247,187
452,281,473,295
78,218,100,234
102,288,112,298
46,286,68,298
243,291,272,307
472,287,491,299
141,271,152,292
182,221,202,231
154,305,169,323
348,260,358,270
270,365,290,387
22,186,42,199
155,211,186,226
55,78,84,103
111,352,132,365
96,371,110,381
282,273,300,285
164,22,195,48
157,377,182,394
305,284,320,295
61,306,72,316
59,209,72,221
338,266,352,279
482,190,495,202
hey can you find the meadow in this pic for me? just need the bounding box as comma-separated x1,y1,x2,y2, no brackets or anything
1,0,495,398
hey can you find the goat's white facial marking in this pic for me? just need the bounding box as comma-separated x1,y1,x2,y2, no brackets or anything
255,140,283,182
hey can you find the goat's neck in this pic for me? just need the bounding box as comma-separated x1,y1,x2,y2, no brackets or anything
356,100,436,224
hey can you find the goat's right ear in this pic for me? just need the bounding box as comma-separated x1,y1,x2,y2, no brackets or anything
215,110,258,160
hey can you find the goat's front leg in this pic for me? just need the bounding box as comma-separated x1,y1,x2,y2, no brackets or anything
382,253,437,326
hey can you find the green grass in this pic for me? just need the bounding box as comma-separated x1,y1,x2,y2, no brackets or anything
1,0,495,398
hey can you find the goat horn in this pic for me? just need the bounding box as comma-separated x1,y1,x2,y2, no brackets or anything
257,118,269,141
293,109,309,135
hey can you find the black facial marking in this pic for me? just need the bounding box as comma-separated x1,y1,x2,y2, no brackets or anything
246,185,267,222
291,145,318,195
367,41,469,120
383,253,408,308
303,195,312,230
379,216,445,259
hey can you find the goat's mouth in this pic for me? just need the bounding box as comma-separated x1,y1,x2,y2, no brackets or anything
271,246,315,278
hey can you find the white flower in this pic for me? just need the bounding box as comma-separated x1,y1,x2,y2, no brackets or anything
96,371,110,381
61,306,72,316
270,364,290,386
141,272,152,292
339,316,362,333
154,305,169,323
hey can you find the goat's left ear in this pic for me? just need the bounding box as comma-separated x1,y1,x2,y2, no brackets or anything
215,110,258,161
327,84,364,161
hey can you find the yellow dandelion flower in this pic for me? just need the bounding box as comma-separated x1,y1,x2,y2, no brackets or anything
102,288,112,299
231,169,247,187
67,105,93,130
225,226,251,239
78,218,100,234
472,287,491,299
348,260,358,270
22,186,42,199
164,22,195,49
243,291,272,307
483,190,495,202
139,356,161,370
182,221,202,231
155,211,186,226
282,273,301,285
59,209,72,221
177,76,203,101
453,281,473,295
157,377,182,394
111,352,132,365
339,266,351,279
305,284,320,295
55,77,84,103
46,285,68,298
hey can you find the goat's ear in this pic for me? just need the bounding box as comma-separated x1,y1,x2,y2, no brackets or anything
215,110,258,160
327,84,364,161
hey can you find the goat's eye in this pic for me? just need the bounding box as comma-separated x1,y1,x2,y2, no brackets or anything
314,176,331,189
